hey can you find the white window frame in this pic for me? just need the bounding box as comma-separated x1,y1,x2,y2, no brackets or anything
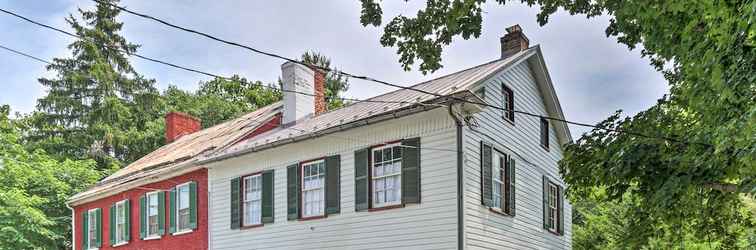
371,143,402,208
113,200,128,245
492,151,506,210
87,208,98,250
547,182,558,232
145,191,160,238
301,159,326,218
175,182,192,233
242,174,262,227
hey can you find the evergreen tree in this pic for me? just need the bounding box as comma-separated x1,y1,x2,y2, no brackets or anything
29,0,163,170
301,51,350,109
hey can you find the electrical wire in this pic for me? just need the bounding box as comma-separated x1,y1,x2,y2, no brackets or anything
91,0,713,147
0,44,52,64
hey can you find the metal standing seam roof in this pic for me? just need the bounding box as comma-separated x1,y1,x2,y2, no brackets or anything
69,102,283,203
204,48,539,161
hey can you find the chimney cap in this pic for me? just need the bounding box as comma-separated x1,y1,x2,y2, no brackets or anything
506,24,523,34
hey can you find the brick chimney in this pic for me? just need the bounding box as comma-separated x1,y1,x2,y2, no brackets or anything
281,62,327,125
500,24,529,59
165,111,201,143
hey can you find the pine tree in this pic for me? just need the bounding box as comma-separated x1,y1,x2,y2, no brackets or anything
30,0,163,170
301,51,350,109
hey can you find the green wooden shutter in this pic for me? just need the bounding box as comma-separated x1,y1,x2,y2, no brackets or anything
354,148,369,211
95,208,102,247
139,195,146,239
230,177,241,229
557,185,564,235
262,170,275,223
325,155,341,215
124,200,130,241
287,164,301,220
158,192,166,235
109,204,115,246
542,175,549,229
401,137,421,204
509,157,516,216
169,187,177,234
480,142,493,207
82,211,89,249
189,181,198,229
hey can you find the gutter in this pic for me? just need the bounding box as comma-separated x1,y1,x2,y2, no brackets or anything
448,103,465,250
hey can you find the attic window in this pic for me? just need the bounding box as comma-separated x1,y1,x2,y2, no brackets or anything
502,84,514,122
474,87,486,100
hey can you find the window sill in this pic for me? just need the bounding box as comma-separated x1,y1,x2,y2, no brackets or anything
240,224,264,230
142,235,161,241
546,229,562,236
172,230,193,236
502,117,515,125
368,204,405,212
112,241,128,247
487,207,513,217
298,215,326,221
541,144,550,151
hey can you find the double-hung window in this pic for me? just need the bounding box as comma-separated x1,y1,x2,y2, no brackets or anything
242,174,262,226
88,209,98,249
146,192,160,237
176,183,191,232
113,200,128,244
491,151,506,209
301,160,326,218
372,143,402,208
542,175,563,235
547,183,558,232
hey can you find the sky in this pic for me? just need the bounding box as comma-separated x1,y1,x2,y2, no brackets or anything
0,0,668,138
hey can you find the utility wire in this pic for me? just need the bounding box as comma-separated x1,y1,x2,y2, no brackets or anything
0,8,421,106
93,0,713,147
0,44,52,64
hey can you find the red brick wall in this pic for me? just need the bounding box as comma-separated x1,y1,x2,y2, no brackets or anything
73,169,208,250
313,69,327,115
166,112,201,143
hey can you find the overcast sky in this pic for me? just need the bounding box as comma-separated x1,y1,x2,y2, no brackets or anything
0,0,667,138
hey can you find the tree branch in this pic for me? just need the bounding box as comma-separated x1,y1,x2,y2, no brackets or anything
703,182,740,193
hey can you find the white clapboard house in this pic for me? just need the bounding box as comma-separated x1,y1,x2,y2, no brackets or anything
198,24,572,250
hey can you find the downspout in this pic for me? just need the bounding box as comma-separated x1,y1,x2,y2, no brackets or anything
67,203,75,250
448,104,465,250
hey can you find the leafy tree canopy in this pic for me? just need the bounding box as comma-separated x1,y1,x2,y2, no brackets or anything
360,0,755,247
0,106,101,250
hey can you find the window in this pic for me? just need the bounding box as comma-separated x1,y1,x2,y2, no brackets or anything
547,183,558,232
502,84,514,122
492,151,506,209
372,143,402,208
540,118,549,149
301,160,326,218
88,209,98,249
114,201,128,244
146,192,160,237
242,174,262,226
176,183,191,232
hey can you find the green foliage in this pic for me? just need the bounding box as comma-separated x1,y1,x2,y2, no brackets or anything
28,0,163,169
0,107,101,250
301,51,350,109
361,0,755,247
164,75,281,128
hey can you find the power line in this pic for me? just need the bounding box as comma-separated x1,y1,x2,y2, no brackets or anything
95,0,712,147
0,44,52,64
0,7,422,106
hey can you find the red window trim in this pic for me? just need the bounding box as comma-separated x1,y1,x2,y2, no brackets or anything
299,157,327,220
239,171,264,228
367,140,403,210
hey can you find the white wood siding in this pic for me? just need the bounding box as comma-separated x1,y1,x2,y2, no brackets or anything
464,62,572,249
207,109,459,250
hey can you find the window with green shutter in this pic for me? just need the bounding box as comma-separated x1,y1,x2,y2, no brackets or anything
401,138,421,205
261,170,275,223
171,181,196,234
230,177,241,229
481,141,516,216
480,142,493,207
84,208,100,249
325,155,341,215
542,175,563,235
354,149,369,212
142,191,164,238
110,200,129,246
355,137,421,211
